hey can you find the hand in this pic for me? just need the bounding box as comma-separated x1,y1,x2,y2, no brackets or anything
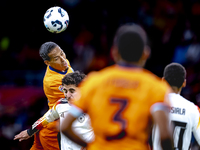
13,130,31,141
81,147,87,150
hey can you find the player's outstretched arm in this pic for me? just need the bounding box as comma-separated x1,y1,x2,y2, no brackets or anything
14,102,60,141
14,130,31,141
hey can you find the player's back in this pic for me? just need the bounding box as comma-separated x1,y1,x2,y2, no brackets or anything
77,64,170,150
169,93,199,150
152,93,200,150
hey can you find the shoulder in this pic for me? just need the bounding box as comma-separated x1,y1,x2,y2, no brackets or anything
78,67,114,89
54,98,71,112
141,69,170,93
80,70,101,85
175,94,195,106
83,65,121,83
44,67,61,80
172,94,199,112
142,69,164,84
55,98,69,105
44,68,63,86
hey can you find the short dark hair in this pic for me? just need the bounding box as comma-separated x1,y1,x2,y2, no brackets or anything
164,63,186,88
39,41,58,61
62,71,86,87
113,23,147,62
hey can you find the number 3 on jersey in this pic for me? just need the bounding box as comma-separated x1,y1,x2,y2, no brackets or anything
106,98,128,140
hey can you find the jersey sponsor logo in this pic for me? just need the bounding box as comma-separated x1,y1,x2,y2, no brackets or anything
170,107,186,115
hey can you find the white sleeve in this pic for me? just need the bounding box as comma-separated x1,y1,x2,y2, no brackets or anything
68,104,84,118
56,102,71,115
45,99,71,122
192,106,200,145
150,102,169,114
31,105,60,130
44,105,60,123
44,100,69,122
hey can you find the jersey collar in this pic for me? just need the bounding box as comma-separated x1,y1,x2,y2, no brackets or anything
49,66,68,75
117,62,140,68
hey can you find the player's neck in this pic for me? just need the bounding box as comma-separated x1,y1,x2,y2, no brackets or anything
118,60,143,68
171,86,182,94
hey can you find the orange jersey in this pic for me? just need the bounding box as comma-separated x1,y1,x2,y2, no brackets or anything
31,59,73,150
73,64,170,150
43,59,73,108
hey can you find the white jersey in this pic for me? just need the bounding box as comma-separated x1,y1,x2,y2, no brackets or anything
152,93,200,150
30,98,94,150
56,99,94,150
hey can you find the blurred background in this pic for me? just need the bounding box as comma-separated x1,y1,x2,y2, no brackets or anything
1,0,200,149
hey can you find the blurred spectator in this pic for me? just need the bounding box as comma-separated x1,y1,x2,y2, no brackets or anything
72,25,95,72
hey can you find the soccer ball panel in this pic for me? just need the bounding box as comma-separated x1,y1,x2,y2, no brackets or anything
44,6,69,33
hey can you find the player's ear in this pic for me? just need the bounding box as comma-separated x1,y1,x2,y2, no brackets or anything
141,45,151,60
111,46,120,63
139,45,151,67
44,60,50,66
182,79,186,88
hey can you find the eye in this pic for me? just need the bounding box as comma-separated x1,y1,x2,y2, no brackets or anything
54,57,58,61
63,89,67,93
70,89,75,93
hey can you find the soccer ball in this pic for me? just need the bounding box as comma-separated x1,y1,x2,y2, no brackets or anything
43,6,69,33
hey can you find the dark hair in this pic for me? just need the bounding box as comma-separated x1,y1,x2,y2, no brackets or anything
113,23,147,62
164,63,186,88
39,41,58,61
62,71,86,87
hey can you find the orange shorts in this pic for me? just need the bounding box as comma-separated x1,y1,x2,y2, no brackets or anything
30,121,60,150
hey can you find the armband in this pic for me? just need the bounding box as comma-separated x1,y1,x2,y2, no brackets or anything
27,127,39,136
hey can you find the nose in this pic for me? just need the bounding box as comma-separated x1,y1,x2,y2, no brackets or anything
60,56,65,62
66,91,72,100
